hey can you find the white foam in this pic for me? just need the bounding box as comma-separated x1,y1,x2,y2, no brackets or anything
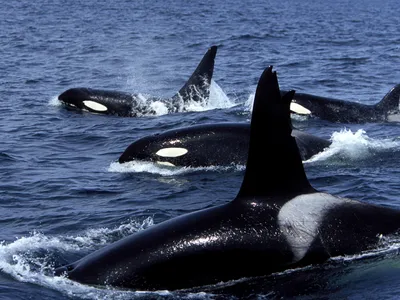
48,96,61,106
126,79,235,116
109,160,187,175
132,93,154,117
305,129,400,163
244,93,255,112
207,80,236,109
109,161,245,175
183,80,235,112
1,218,153,256
133,93,172,117
0,218,156,299
150,100,169,115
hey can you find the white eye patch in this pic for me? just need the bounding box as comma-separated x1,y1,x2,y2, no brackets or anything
83,100,108,112
156,147,188,158
290,102,311,115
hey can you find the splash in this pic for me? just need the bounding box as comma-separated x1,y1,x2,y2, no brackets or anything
48,96,61,106
150,100,169,115
66,217,154,247
206,80,235,109
182,80,235,112
0,218,154,260
306,129,400,163
244,93,255,112
132,93,169,117
108,161,245,175
0,218,174,299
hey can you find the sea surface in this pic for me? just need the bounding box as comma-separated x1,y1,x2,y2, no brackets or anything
1,0,400,299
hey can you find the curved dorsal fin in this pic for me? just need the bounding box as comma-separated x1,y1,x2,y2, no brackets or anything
376,84,400,112
171,46,217,104
236,66,314,200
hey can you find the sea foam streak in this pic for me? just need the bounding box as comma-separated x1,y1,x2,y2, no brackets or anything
0,218,170,299
173,80,235,113
306,129,400,163
108,160,245,175
48,96,61,106
0,218,214,299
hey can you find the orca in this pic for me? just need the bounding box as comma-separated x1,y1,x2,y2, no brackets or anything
54,66,400,291
118,122,331,167
285,84,400,123
58,46,217,117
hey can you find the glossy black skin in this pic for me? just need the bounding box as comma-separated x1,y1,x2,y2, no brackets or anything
58,46,217,117
55,200,293,290
54,198,400,291
55,67,400,291
283,84,400,123
118,123,331,166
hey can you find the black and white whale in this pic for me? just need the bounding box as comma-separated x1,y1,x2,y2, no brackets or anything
58,46,217,117
285,84,400,123
118,122,331,166
54,66,400,291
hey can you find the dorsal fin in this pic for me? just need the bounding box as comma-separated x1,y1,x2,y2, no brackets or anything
236,66,314,200
376,84,400,112
171,46,217,103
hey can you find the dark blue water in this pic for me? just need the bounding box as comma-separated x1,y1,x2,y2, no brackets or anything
1,0,400,298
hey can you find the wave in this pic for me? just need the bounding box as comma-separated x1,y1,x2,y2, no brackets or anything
162,80,235,115
306,128,400,163
0,218,213,300
48,96,61,107
108,160,245,175
244,93,254,112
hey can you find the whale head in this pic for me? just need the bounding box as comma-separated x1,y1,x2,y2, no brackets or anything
58,88,109,113
58,88,138,116
118,131,193,167
58,88,91,110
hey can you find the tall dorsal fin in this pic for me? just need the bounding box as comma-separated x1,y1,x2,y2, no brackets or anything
171,46,217,103
376,84,400,112
236,66,314,200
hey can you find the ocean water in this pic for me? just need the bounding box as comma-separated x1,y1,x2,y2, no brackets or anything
1,0,400,299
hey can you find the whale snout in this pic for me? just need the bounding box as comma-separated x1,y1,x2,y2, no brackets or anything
119,136,162,164
58,88,88,108
119,142,151,163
